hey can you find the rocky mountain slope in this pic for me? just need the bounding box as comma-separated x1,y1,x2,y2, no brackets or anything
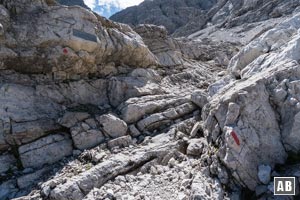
1,0,300,200
111,0,300,37
110,0,217,36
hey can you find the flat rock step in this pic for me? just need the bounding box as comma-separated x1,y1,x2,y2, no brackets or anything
137,102,196,131
118,94,193,124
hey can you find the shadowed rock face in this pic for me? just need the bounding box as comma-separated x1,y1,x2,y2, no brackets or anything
111,0,300,36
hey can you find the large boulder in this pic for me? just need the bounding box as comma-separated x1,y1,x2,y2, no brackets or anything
0,0,158,79
96,114,128,139
202,13,300,190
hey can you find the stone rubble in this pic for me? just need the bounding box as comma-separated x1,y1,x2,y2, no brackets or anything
1,0,300,200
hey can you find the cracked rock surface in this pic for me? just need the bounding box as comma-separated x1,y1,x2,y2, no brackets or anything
1,0,300,200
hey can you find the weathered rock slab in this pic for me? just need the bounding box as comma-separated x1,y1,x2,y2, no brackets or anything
19,133,73,168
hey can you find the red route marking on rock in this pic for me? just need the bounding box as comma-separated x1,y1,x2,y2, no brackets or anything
63,48,68,54
231,131,240,146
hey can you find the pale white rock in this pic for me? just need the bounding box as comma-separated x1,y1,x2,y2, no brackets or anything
97,114,128,139
202,13,300,190
203,78,288,190
229,41,268,77
134,24,184,67
229,13,300,78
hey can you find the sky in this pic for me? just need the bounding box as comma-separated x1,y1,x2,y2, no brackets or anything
84,0,144,18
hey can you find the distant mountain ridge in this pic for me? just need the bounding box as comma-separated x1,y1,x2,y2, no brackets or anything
110,0,218,36
110,0,300,37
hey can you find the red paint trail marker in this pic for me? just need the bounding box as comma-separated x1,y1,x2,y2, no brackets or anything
231,131,240,146
63,48,68,54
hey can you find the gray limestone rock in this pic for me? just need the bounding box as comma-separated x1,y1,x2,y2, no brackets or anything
202,13,300,190
2,0,300,199
19,133,73,168
97,114,128,139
